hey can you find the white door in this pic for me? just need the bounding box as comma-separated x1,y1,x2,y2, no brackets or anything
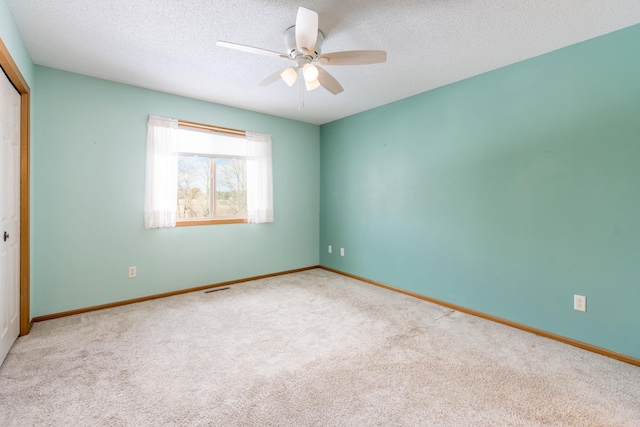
0,68,21,365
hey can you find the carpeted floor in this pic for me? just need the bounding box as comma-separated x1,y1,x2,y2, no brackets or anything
1,269,639,426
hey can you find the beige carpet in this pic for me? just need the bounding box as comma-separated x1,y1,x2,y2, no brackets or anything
1,269,639,426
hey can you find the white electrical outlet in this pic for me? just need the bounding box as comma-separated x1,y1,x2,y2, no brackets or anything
328,245,332,254
128,266,137,278
340,248,345,257
574,294,586,312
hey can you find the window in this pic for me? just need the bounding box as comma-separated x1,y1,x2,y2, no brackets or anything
144,116,273,229
176,124,250,225
177,156,246,222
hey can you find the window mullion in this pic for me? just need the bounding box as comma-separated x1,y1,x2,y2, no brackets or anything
211,158,216,218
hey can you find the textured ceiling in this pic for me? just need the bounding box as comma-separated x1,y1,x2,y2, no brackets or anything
7,0,640,125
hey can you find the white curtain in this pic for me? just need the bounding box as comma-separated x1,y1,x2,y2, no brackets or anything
245,132,274,224
144,115,179,229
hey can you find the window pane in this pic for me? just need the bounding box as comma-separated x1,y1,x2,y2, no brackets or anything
177,156,211,219
215,158,247,217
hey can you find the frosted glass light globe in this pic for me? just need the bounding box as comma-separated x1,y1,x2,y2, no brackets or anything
302,63,319,82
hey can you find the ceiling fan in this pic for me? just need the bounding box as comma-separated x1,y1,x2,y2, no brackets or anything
216,7,387,95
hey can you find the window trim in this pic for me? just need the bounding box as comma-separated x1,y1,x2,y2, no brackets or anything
176,218,248,227
175,120,249,226
178,119,246,137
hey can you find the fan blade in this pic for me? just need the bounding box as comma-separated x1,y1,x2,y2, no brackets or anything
318,50,387,66
295,7,318,54
217,41,288,60
259,67,292,86
316,66,344,95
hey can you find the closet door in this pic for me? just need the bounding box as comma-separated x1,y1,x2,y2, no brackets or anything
0,67,21,366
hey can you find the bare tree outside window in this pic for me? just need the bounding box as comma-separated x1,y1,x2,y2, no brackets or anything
216,158,247,216
177,156,247,219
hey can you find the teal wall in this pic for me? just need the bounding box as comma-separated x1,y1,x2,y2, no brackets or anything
320,25,640,359
33,66,319,316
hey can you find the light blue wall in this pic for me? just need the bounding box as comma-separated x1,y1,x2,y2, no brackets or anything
33,66,319,316
320,25,640,359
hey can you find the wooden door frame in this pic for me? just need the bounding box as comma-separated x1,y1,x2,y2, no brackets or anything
0,38,31,336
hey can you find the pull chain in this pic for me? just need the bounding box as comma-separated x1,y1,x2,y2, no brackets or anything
299,70,305,110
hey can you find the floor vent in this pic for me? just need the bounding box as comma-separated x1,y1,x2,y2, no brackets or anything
204,287,230,294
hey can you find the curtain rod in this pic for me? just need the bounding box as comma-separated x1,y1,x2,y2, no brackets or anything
178,119,246,137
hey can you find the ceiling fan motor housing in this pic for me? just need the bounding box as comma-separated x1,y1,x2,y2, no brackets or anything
284,26,324,60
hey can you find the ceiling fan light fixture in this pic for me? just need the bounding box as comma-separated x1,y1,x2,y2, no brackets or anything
280,67,298,87
302,63,319,82
217,7,386,96
305,78,320,91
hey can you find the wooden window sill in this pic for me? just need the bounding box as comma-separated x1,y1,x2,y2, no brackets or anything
176,218,247,227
